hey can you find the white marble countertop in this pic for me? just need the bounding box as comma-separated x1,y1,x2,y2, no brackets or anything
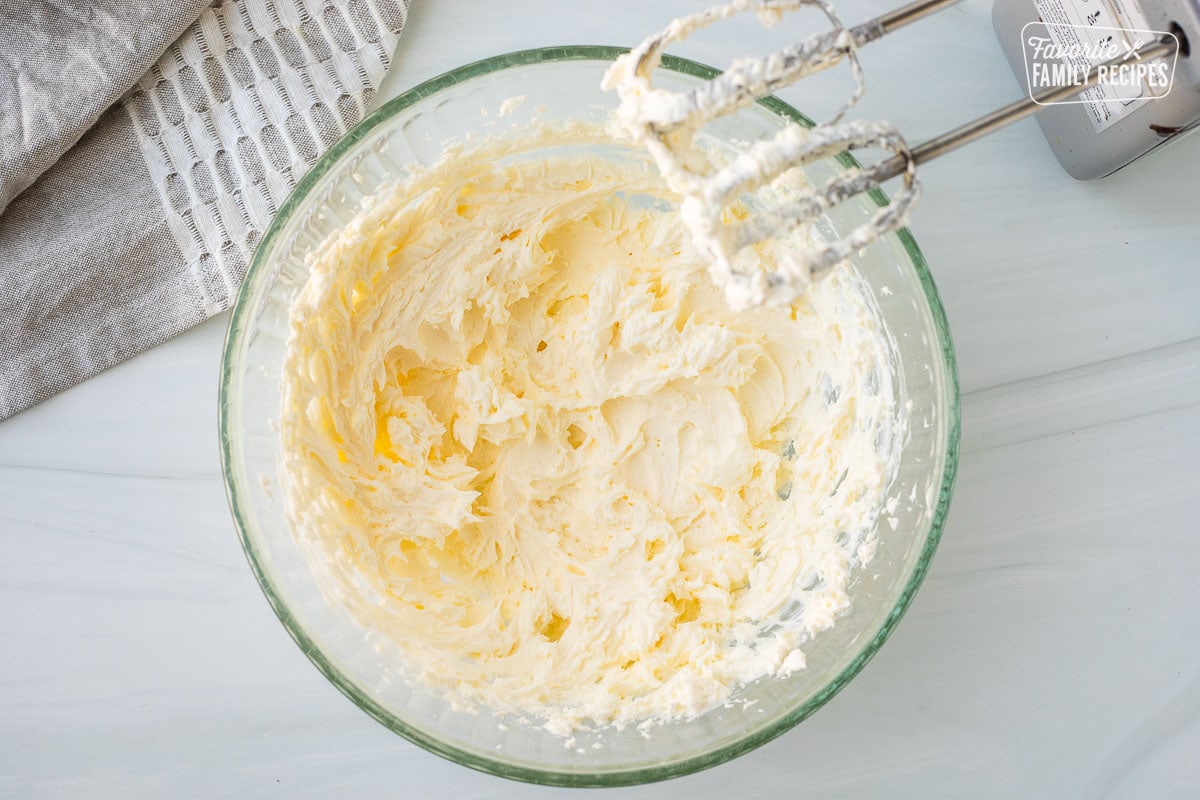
3,0,1199,796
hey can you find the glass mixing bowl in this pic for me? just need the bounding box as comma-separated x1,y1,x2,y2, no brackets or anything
219,46,959,786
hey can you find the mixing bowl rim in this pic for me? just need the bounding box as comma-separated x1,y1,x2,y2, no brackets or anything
218,44,961,788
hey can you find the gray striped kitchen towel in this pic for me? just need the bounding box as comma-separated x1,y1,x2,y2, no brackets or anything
0,0,413,419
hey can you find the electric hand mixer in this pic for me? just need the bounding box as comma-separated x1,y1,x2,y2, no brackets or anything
603,0,1194,308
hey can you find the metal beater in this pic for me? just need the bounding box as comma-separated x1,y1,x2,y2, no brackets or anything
603,0,1179,307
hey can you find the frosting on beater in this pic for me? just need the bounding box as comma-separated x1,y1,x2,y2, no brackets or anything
603,0,920,309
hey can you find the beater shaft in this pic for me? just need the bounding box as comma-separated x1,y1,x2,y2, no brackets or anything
868,36,1181,186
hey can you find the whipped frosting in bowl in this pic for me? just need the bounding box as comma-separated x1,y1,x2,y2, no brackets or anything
280,123,902,734
219,47,958,785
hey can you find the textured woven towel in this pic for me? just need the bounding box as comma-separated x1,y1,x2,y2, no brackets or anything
0,0,413,419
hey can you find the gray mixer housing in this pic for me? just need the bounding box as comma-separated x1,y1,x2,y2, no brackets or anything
993,0,1200,178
